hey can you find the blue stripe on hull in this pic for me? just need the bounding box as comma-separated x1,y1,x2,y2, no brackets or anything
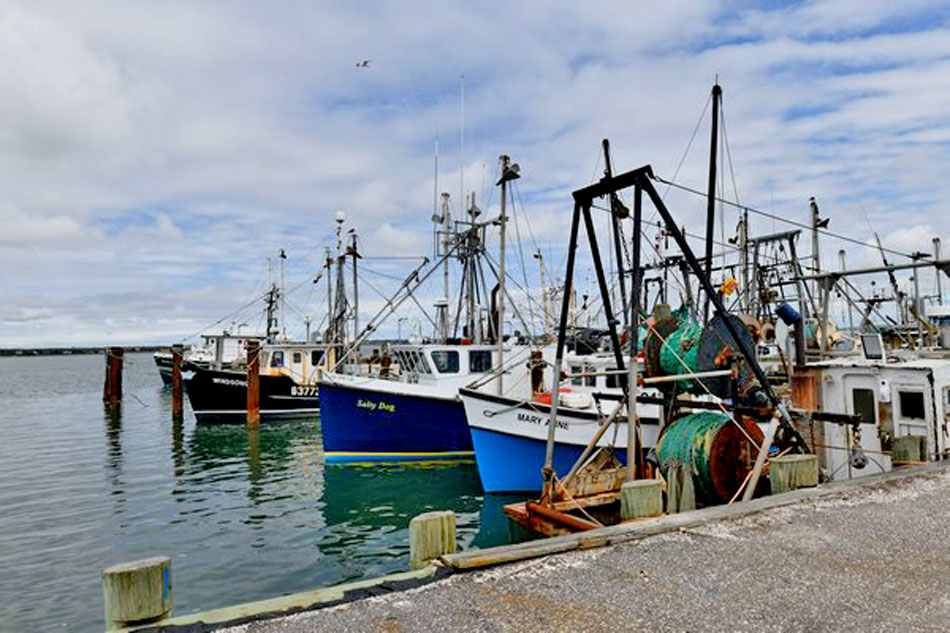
319,382,473,458
324,451,475,464
470,428,628,493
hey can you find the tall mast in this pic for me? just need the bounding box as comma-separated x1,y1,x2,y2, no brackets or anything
325,247,333,343
334,211,347,346
466,192,481,342
703,82,722,324
739,209,749,312
439,193,452,342
350,231,359,341
459,75,465,221
935,237,943,305
279,249,287,340
603,139,629,327
810,196,822,303
495,156,519,394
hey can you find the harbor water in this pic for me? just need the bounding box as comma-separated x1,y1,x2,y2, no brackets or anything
0,353,528,632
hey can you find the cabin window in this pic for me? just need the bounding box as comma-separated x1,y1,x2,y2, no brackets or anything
270,351,284,368
416,351,432,374
292,352,302,364
898,391,926,420
571,365,583,386
606,372,621,389
311,350,324,365
851,388,876,425
398,350,431,374
431,351,459,374
469,350,492,373
584,365,596,387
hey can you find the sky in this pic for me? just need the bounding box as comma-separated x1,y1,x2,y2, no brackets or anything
2,0,950,347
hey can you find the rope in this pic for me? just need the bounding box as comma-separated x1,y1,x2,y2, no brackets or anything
654,175,916,260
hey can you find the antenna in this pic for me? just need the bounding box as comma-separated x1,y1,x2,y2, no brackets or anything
459,75,465,217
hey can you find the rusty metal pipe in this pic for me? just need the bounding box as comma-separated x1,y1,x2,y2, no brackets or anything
526,502,599,532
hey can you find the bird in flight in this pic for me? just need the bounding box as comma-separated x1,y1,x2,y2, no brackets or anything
356,59,371,68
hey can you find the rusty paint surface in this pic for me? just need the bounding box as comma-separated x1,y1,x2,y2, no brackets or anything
246,341,261,427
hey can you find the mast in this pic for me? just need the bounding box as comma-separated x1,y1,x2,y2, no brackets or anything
441,193,452,342
459,75,465,222
466,192,483,342
935,237,943,305
703,83,722,324
350,230,359,341
334,212,348,347
278,249,287,340
603,139,629,326
325,247,333,342
810,197,823,301
739,210,749,312
495,154,520,394
265,283,279,344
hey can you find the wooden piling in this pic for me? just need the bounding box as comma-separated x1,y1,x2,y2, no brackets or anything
171,344,184,419
679,468,696,511
409,510,456,570
770,454,819,493
103,346,124,406
102,556,172,630
620,479,663,521
246,340,260,428
666,466,679,513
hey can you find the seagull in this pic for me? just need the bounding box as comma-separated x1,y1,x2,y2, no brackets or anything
356,59,371,68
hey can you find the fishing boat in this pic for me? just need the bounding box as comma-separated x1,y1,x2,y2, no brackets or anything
320,341,506,461
319,155,535,462
186,341,328,422
153,333,254,385
185,216,361,422
459,350,664,492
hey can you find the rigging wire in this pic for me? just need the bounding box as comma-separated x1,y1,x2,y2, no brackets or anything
654,175,916,260
509,180,539,334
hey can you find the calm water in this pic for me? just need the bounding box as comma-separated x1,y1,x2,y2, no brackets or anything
0,353,528,632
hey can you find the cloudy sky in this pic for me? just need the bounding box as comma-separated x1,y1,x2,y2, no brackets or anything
2,0,950,347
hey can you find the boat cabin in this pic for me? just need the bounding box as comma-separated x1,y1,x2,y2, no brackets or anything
260,343,330,385
385,344,498,383
792,350,950,481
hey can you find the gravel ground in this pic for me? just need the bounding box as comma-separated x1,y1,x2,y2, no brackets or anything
224,467,950,633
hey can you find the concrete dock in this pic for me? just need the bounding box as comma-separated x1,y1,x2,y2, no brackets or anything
217,465,950,633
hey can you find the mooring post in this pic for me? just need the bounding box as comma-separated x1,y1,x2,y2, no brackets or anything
246,340,261,428
171,344,184,419
103,346,124,406
679,469,696,511
409,510,456,569
620,479,663,521
770,454,819,493
102,556,172,630
665,467,679,513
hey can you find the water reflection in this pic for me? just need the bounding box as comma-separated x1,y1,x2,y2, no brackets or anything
323,462,534,549
322,461,482,527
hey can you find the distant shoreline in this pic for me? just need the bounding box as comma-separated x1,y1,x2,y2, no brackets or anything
0,346,166,357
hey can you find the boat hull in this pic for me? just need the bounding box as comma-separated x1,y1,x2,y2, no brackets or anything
460,387,659,493
319,380,473,462
185,368,319,423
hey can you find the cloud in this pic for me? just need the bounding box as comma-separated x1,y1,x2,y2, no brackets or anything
0,206,86,246
2,0,950,345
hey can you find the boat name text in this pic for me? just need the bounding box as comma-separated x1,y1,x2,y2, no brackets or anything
517,412,568,430
356,399,396,413
212,377,247,387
